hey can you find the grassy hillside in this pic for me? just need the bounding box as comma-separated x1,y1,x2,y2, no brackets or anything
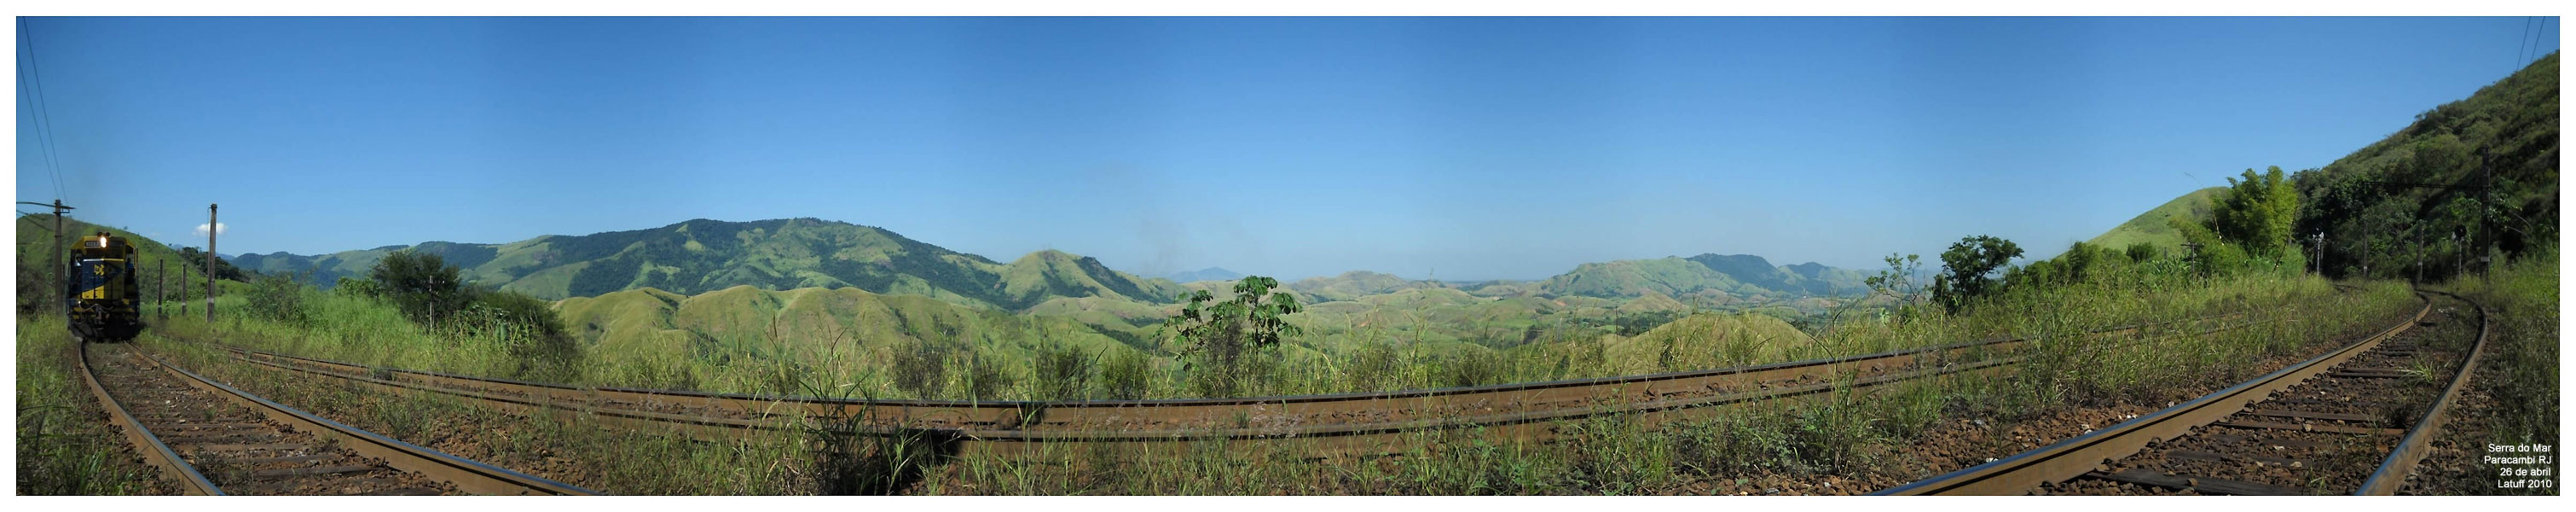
558,285,1151,394
1288,271,1429,302
1596,311,1816,375
1536,253,1866,301
2295,53,2559,280
2086,187,2225,251
1166,267,1242,282
229,218,1190,311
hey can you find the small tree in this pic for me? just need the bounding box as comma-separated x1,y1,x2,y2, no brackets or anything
2211,166,2301,259
1864,253,1925,306
244,272,311,326
1164,276,1304,397
1931,236,2023,314
2124,241,2158,263
368,252,468,327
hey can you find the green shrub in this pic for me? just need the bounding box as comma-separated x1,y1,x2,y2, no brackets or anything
1030,344,1095,401
890,341,950,399
1100,349,1153,399
368,251,469,326
960,351,1016,401
2125,241,2158,263
1437,349,1507,388
244,273,311,326
1344,342,1403,392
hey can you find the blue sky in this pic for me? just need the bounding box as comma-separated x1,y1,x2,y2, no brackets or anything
14,17,2562,281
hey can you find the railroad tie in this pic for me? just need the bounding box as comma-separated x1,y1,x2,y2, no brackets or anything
2162,449,2308,468
249,465,380,479
229,454,333,464
349,486,445,496
2331,368,2416,379
2085,469,2304,496
162,433,281,445
2214,421,2405,436
193,442,304,451
2243,410,2382,422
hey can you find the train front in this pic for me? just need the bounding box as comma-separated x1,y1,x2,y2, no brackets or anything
68,232,142,341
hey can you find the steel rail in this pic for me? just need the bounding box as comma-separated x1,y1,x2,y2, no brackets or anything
137,349,602,496
2356,289,2492,495
206,308,2262,433
77,340,224,495
206,313,2280,466
1873,291,2434,496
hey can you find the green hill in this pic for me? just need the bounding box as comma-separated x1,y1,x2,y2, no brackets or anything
1536,253,1866,300
2086,187,2226,252
2295,53,2558,278
1287,271,1428,302
229,218,1190,311
557,285,1151,394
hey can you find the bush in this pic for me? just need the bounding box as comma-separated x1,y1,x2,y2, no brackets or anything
244,273,311,326
1030,344,1095,401
959,351,1015,401
368,252,469,327
1437,349,1508,388
1344,342,1403,392
1099,349,1153,399
890,341,950,399
2125,241,2158,263
458,288,580,379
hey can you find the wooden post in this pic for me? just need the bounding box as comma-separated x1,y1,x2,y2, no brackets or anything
206,203,217,323
53,201,63,314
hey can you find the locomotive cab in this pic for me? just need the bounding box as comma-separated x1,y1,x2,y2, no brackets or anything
67,232,143,342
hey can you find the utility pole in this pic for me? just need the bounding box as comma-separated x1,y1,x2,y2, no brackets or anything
2413,225,2425,284
206,203,217,323
18,201,73,314
427,275,439,331
2312,231,2326,276
158,259,166,320
2454,231,2465,280
2479,148,2496,278
2365,169,2501,280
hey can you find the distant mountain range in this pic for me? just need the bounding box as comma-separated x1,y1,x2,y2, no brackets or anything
1536,253,1870,300
1166,267,1243,282
229,218,1875,311
228,218,1190,311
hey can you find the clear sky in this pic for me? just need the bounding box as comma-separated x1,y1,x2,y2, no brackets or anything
13,17,2562,281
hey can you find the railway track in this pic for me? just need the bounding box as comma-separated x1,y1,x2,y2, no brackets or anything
200,309,2278,461
1876,289,2486,495
78,342,599,496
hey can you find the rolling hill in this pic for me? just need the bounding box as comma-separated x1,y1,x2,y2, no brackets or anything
1535,253,1867,300
1287,271,1431,302
1166,267,1243,282
2085,187,2225,253
229,218,1190,311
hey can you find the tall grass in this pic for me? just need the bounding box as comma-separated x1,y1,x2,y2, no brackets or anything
2448,247,2559,495
14,316,165,495
129,252,2427,495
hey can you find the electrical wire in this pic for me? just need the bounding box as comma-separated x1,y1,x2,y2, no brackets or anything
17,18,67,203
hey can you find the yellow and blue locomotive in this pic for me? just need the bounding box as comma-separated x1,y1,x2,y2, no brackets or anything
67,231,143,341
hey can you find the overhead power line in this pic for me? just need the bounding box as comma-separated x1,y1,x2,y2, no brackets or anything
17,18,67,202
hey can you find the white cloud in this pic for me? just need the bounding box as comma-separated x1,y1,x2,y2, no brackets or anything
194,223,228,237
